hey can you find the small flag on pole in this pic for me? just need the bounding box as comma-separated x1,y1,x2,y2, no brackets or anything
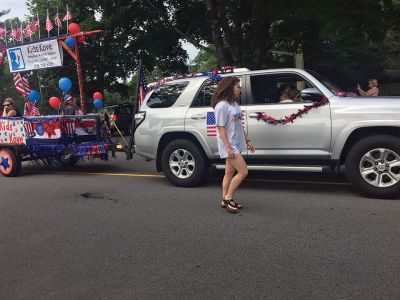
25,22,33,38
46,11,54,34
13,72,31,96
138,66,148,106
30,17,39,33
10,27,16,41
55,14,62,27
62,9,72,22
0,27,5,38
24,102,40,116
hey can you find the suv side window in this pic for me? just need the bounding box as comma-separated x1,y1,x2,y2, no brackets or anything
146,82,189,108
191,80,219,107
249,73,315,104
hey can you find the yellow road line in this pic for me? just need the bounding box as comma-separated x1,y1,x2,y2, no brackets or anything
26,170,350,185
27,170,165,178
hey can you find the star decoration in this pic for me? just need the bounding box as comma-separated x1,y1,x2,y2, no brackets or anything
0,156,10,170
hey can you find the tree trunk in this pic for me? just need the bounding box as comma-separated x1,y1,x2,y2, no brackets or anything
252,0,270,69
215,0,241,66
204,0,229,66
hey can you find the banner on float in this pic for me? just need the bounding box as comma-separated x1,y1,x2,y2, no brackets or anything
0,117,26,145
6,39,63,73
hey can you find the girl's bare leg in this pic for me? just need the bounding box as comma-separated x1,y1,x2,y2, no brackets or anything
224,154,248,200
222,158,236,200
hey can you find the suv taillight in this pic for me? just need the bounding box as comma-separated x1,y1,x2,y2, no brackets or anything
134,112,146,127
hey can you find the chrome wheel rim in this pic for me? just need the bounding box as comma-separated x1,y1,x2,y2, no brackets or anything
359,148,400,187
169,148,195,179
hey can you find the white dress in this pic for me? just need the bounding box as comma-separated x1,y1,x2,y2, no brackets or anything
214,100,247,158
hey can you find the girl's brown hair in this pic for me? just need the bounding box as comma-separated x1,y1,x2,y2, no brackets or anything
211,76,240,108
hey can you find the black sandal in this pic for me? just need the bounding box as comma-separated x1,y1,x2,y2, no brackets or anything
222,199,239,213
221,199,243,209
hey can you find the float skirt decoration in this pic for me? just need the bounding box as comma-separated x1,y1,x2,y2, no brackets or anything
256,97,330,125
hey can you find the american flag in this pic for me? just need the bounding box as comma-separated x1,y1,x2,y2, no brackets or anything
25,22,33,38
54,14,62,27
207,112,217,136
29,17,39,35
206,110,245,137
23,102,40,116
138,66,148,106
45,15,53,32
0,27,5,38
62,10,72,22
13,72,31,96
9,28,17,41
15,27,22,41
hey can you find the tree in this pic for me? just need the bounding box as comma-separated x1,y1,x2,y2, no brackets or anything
188,46,218,73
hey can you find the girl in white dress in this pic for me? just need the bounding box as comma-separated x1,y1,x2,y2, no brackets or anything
211,77,255,213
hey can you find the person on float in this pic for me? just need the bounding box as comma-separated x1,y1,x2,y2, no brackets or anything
61,94,81,115
211,76,255,213
2,98,21,117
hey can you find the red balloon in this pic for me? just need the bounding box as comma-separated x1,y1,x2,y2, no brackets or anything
93,92,103,100
76,36,85,43
68,23,80,35
49,96,61,109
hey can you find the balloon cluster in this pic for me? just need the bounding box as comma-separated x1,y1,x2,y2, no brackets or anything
47,77,73,109
93,92,103,108
68,23,85,43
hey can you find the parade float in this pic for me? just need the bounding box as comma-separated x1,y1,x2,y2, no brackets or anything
0,16,127,176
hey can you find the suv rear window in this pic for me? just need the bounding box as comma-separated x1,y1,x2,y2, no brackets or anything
146,82,189,108
192,80,219,107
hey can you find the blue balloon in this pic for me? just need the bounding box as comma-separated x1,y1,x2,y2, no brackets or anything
93,99,103,108
28,90,40,103
59,77,72,92
65,37,75,48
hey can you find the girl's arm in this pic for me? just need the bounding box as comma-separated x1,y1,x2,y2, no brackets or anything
243,128,255,153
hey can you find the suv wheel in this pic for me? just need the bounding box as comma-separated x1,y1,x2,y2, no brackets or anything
345,135,400,198
161,139,208,187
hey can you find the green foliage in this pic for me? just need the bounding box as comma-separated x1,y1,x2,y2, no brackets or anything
383,29,400,80
189,47,218,73
0,0,398,103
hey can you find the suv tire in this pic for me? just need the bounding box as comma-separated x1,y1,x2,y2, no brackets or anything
345,135,400,198
161,139,208,187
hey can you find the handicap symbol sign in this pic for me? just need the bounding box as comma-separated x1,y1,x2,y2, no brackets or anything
8,48,26,71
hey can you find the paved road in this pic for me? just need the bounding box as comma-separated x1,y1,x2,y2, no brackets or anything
1,154,400,299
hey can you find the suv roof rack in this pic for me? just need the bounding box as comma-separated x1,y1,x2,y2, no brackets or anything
147,66,250,91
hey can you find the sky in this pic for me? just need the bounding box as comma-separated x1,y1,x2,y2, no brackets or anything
1,0,199,60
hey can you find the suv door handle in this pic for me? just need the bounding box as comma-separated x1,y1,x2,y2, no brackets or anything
190,113,206,120
249,113,259,118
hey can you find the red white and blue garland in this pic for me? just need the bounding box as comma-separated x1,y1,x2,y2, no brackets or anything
256,97,330,125
256,92,356,125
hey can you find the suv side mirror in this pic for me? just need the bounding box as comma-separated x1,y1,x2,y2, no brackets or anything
300,88,323,101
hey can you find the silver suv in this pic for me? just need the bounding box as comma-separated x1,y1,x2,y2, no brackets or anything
134,68,400,198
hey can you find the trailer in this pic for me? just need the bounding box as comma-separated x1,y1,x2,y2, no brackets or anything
0,26,132,176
